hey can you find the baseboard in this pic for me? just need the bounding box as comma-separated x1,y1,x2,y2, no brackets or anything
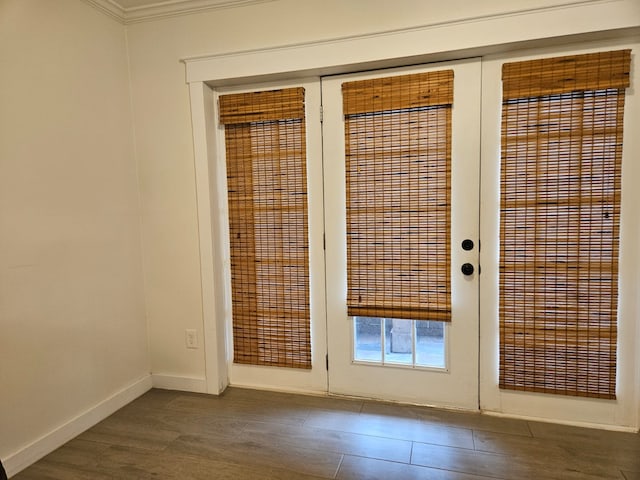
4,375,152,478
151,374,208,393
482,409,640,433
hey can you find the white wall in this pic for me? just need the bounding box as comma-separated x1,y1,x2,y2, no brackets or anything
0,0,149,473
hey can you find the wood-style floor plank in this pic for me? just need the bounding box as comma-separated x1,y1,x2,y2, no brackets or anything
474,429,640,475
412,439,622,480
336,455,487,480
173,431,343,477
12,387,640,480
304,409,475,448
362,400,532,436
242,421,412,463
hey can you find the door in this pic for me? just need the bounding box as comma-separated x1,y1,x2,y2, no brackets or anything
322,59,481,409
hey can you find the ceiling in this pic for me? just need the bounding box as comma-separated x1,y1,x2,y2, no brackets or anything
91,0,272,23
112,0,271,9
112,0,174,8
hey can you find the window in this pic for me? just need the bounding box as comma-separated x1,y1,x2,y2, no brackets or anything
342,70,454,323
499,50,631,398
354,317,446,368
219,87,311,369
341,70,454,369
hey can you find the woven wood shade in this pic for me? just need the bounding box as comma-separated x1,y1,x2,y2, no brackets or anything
343,70,453,322
502,50,631,98
499,50,630,399
220,87,311,369
219,88,305,124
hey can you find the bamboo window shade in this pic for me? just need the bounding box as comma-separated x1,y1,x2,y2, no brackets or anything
499,50,631,399
342,70,453,322
219,87,311,369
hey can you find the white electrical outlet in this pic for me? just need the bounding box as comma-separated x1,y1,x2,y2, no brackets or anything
185,329,198,349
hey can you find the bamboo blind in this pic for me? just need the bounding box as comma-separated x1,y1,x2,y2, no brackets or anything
342,70,453,322
499,50,631,399
220,87,311,369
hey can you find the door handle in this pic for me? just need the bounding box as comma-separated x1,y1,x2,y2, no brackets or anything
461,263,475,276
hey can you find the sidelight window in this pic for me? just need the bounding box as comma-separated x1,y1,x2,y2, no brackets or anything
499,50,631,398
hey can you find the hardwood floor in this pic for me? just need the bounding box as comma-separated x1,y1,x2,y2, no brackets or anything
14,387,640,479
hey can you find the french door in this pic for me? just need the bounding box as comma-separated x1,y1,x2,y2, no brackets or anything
322,59,481,409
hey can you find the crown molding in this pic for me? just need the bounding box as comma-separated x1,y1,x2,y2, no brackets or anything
85,0,275,24
83,0,126,23
125,0,275,23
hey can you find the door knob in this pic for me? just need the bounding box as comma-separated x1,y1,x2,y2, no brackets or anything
461,263,474,276
461,239,474,251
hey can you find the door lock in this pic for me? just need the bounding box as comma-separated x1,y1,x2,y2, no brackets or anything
461,239,474,251
461,263,475,276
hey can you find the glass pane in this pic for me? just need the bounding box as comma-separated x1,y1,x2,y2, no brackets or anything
416,320,445,368
384,318,413,365
354,317,382,362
